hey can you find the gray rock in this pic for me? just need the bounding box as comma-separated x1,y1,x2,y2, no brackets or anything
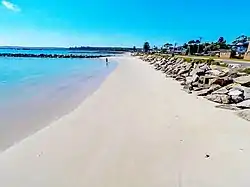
212,87,229,95
183,84,192,91
215,104,240,111
207,69,223,76
228,88,244,103
192,74,199,83
197,89,210,96
205,94,231,104
236,100,250,109
175,75,185,81
177,68,189,76
192,82,199,87
180,81,185,86
229,85,244,92
221,95,231,104
208,84,222,93
228,89,243,96
237,72,247,77
231,95,244,103
228,64,243,69
241,86,250,100
199,64,211,72
193,87,205,91
234,75,250,86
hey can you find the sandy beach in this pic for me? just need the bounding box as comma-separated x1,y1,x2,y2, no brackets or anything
1,55,250,187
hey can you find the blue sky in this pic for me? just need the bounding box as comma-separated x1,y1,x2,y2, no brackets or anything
0,0,250,47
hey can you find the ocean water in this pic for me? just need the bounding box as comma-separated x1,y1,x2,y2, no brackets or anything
0,48,117,56
0,55,116,151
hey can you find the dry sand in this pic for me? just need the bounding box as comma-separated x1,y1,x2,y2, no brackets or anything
0,56,250,187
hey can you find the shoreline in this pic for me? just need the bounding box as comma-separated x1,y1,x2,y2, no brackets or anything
1,55,250,186
0,58,117,152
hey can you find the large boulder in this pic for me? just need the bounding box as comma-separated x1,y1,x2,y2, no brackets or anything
241,86,250,100
205,94,231,104
197,89,210,96
231,95,244,103
228,89,244,103
208,84,222,93
212,87,229,95
228,89,243,96
226,85,250,100
234,75,250,86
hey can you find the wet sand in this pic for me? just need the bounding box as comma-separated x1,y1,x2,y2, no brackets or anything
0,56,250,187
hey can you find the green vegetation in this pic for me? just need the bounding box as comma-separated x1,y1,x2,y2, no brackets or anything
143,42,150,53
183,57,192,63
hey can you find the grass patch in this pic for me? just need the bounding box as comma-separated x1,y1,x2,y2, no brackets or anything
219,62,229,67
183,57,192,63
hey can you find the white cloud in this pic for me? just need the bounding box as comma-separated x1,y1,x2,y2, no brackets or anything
1,0,20,12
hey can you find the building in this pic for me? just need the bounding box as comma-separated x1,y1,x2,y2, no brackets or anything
220,49,231,59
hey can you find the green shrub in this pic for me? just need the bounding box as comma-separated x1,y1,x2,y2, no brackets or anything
183,57,192,63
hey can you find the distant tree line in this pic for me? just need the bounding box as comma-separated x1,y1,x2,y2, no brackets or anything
69,46,137,52
142,34,250,55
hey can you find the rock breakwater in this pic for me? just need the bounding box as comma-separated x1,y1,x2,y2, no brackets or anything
0,53,111,59
136,53,250,121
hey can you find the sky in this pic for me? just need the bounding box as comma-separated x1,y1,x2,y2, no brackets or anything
0,0,250,47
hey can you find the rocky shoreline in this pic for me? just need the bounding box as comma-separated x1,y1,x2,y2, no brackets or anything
136,53,250,121
0,53,112,59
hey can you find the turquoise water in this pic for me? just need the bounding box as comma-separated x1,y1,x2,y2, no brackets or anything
0,57,107,101
0,56,116,150
0,48,116,56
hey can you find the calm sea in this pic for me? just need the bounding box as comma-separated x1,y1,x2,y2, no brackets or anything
0,49,117,151
0,48,116,56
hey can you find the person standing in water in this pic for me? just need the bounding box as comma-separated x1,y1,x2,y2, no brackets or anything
105,58,109,67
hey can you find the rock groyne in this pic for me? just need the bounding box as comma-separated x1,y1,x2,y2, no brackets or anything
0,53,111,59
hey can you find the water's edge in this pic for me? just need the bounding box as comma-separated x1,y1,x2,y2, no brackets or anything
0,60,118,152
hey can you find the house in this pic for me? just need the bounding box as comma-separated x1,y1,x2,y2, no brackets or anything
220,49,231,59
